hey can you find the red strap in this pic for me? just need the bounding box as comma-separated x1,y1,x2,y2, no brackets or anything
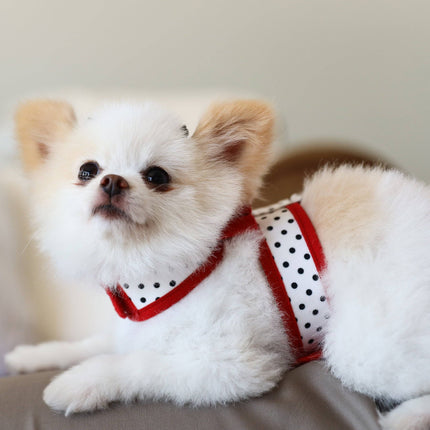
221,207,258,239
288,202,326,274
107,246,225,322
296,349,323,365
258,237,304,354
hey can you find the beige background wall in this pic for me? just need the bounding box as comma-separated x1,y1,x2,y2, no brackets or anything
1,0,429,180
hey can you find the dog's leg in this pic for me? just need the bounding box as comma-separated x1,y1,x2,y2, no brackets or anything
378,395,430,430
43,347,285,415
4,335,112,374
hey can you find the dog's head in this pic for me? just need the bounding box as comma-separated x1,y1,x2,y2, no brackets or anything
16,99,275,285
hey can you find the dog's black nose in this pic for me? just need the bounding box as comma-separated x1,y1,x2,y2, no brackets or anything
100,174,129,197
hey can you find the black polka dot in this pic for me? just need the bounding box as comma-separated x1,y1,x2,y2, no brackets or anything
283,261,289,268
295,234,302,240
298,268,304,274
155,297,160,300
312,309,319,315
291,282,298,289
320,296,326,302
288,219,294,223
289,247,296,254
170,280,176,287
274,242,281,248
281,230,287,235
138,283,144,289
140,297,146,303
267,226,273,231
274,216,280,221
124,283,129,289
304,253,310,260
305,322,311,329
299,303,305,310
313,274,319,281
306,289,313,296
317,326,323,332
261,216,267,220
153,282,160,288
282,209,287,213
308,339,314,344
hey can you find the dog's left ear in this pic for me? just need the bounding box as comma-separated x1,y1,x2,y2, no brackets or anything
193,99,275,203
15,99,76,171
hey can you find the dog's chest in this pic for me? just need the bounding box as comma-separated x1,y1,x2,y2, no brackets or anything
108,198,330,362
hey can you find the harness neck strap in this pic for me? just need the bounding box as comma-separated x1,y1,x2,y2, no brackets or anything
106,206,257,322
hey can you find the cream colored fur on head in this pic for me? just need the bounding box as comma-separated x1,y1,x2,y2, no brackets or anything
6,99,430,430
13,99,274,286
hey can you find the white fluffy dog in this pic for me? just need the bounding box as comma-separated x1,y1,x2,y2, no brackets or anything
5,99,430,430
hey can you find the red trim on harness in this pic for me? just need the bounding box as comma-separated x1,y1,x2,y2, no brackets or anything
221,206,258,239
107,245,225,322
288,202,326,275
257,235,304,354
296,349,323,365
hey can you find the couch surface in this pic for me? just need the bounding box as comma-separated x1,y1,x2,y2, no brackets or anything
0,362,380,430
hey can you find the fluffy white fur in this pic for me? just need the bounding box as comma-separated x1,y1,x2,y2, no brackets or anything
5,99,430,429
0,170,36,374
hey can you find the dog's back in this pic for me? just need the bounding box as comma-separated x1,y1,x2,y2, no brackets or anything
303,165,430,406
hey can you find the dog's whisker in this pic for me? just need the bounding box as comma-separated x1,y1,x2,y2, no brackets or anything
20,237,34,256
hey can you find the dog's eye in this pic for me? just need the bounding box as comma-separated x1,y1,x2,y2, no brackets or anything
142,166,171,190
78,162,100,181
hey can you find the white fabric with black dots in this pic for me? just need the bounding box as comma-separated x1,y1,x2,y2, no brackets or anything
253,201,330,352
118,272,184,310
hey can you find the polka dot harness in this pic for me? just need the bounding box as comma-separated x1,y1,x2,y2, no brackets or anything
106,198,329,364
253,199,329,362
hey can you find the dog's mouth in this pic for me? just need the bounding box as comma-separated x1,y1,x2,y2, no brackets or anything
92,204,132,222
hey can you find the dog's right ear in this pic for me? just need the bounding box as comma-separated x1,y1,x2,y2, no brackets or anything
15,99,76,171
193,99,275,203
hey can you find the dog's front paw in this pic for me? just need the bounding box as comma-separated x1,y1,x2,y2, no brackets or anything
5,345,49,374
43,358,116,415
